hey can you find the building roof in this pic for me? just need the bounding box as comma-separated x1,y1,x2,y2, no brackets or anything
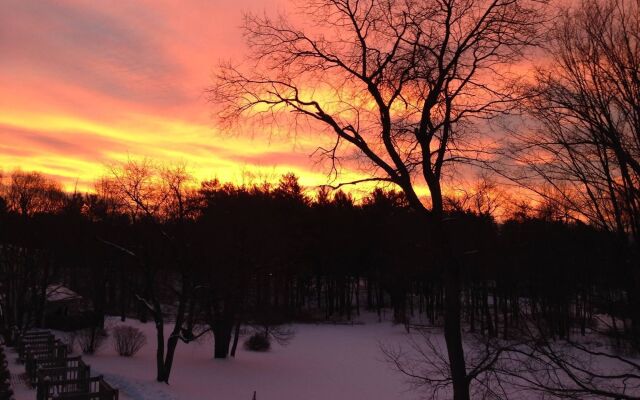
46,284,82,302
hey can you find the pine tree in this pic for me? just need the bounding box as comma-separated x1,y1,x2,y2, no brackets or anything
0,346,13,400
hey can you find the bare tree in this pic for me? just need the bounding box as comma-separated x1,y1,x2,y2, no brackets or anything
505,0,640,341
0,171,65,329
103,159,197,383
382,329,515,400
510,0,640,241
444,175,508,218
210,0,545,398
385,315,640,400
492,318,640,400
3,171,64,217
107,159,167,222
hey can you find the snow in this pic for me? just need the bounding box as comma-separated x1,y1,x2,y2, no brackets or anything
7,348,35,400
8,314,640,400
10,315,421,400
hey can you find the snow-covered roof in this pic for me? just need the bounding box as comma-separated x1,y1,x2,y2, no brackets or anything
46,284,82,302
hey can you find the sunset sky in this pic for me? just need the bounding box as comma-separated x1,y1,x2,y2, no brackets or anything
0,0,375,192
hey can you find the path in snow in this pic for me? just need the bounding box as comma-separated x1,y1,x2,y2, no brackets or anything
94,371,180,400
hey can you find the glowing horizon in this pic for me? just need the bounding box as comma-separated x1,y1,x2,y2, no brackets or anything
0,0,536,204
0,0,383,194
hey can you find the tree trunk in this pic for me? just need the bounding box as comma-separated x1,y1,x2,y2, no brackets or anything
230,320,242,357
213,318,234,359
443,264,469,400
155,316,165,382
160,283,189,383
431,209,470,400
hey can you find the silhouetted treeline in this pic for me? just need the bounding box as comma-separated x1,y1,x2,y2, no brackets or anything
0,170,636,365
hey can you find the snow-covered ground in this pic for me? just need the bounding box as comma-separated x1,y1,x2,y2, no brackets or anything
7,350,33,400
8,314,640,400
10,315,421,400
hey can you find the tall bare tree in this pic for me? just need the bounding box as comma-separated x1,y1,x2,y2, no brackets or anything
104,160,197,383
511,0,640,240
507,0,640,338
210,0,545,398
3,171,64,217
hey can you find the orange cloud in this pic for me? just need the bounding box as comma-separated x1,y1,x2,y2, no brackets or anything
0,0,367,192
0,0,535,201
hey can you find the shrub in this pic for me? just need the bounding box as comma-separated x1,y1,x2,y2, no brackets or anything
77,327,107,354
244,333,270,352
113,326,146,357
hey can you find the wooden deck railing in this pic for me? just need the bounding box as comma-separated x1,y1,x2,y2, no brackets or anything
36,375,119,400
30,357,90,384
17,335,56,359
24,342,69,377
15,331,118,400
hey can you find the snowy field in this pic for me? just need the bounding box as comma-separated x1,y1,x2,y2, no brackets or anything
9,315,422,400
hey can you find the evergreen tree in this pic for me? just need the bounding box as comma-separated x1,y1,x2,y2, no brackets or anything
0,346,13,400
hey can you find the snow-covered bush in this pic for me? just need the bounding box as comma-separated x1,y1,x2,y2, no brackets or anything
244,333,270,352
113,326,146,357
77,326,108,354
